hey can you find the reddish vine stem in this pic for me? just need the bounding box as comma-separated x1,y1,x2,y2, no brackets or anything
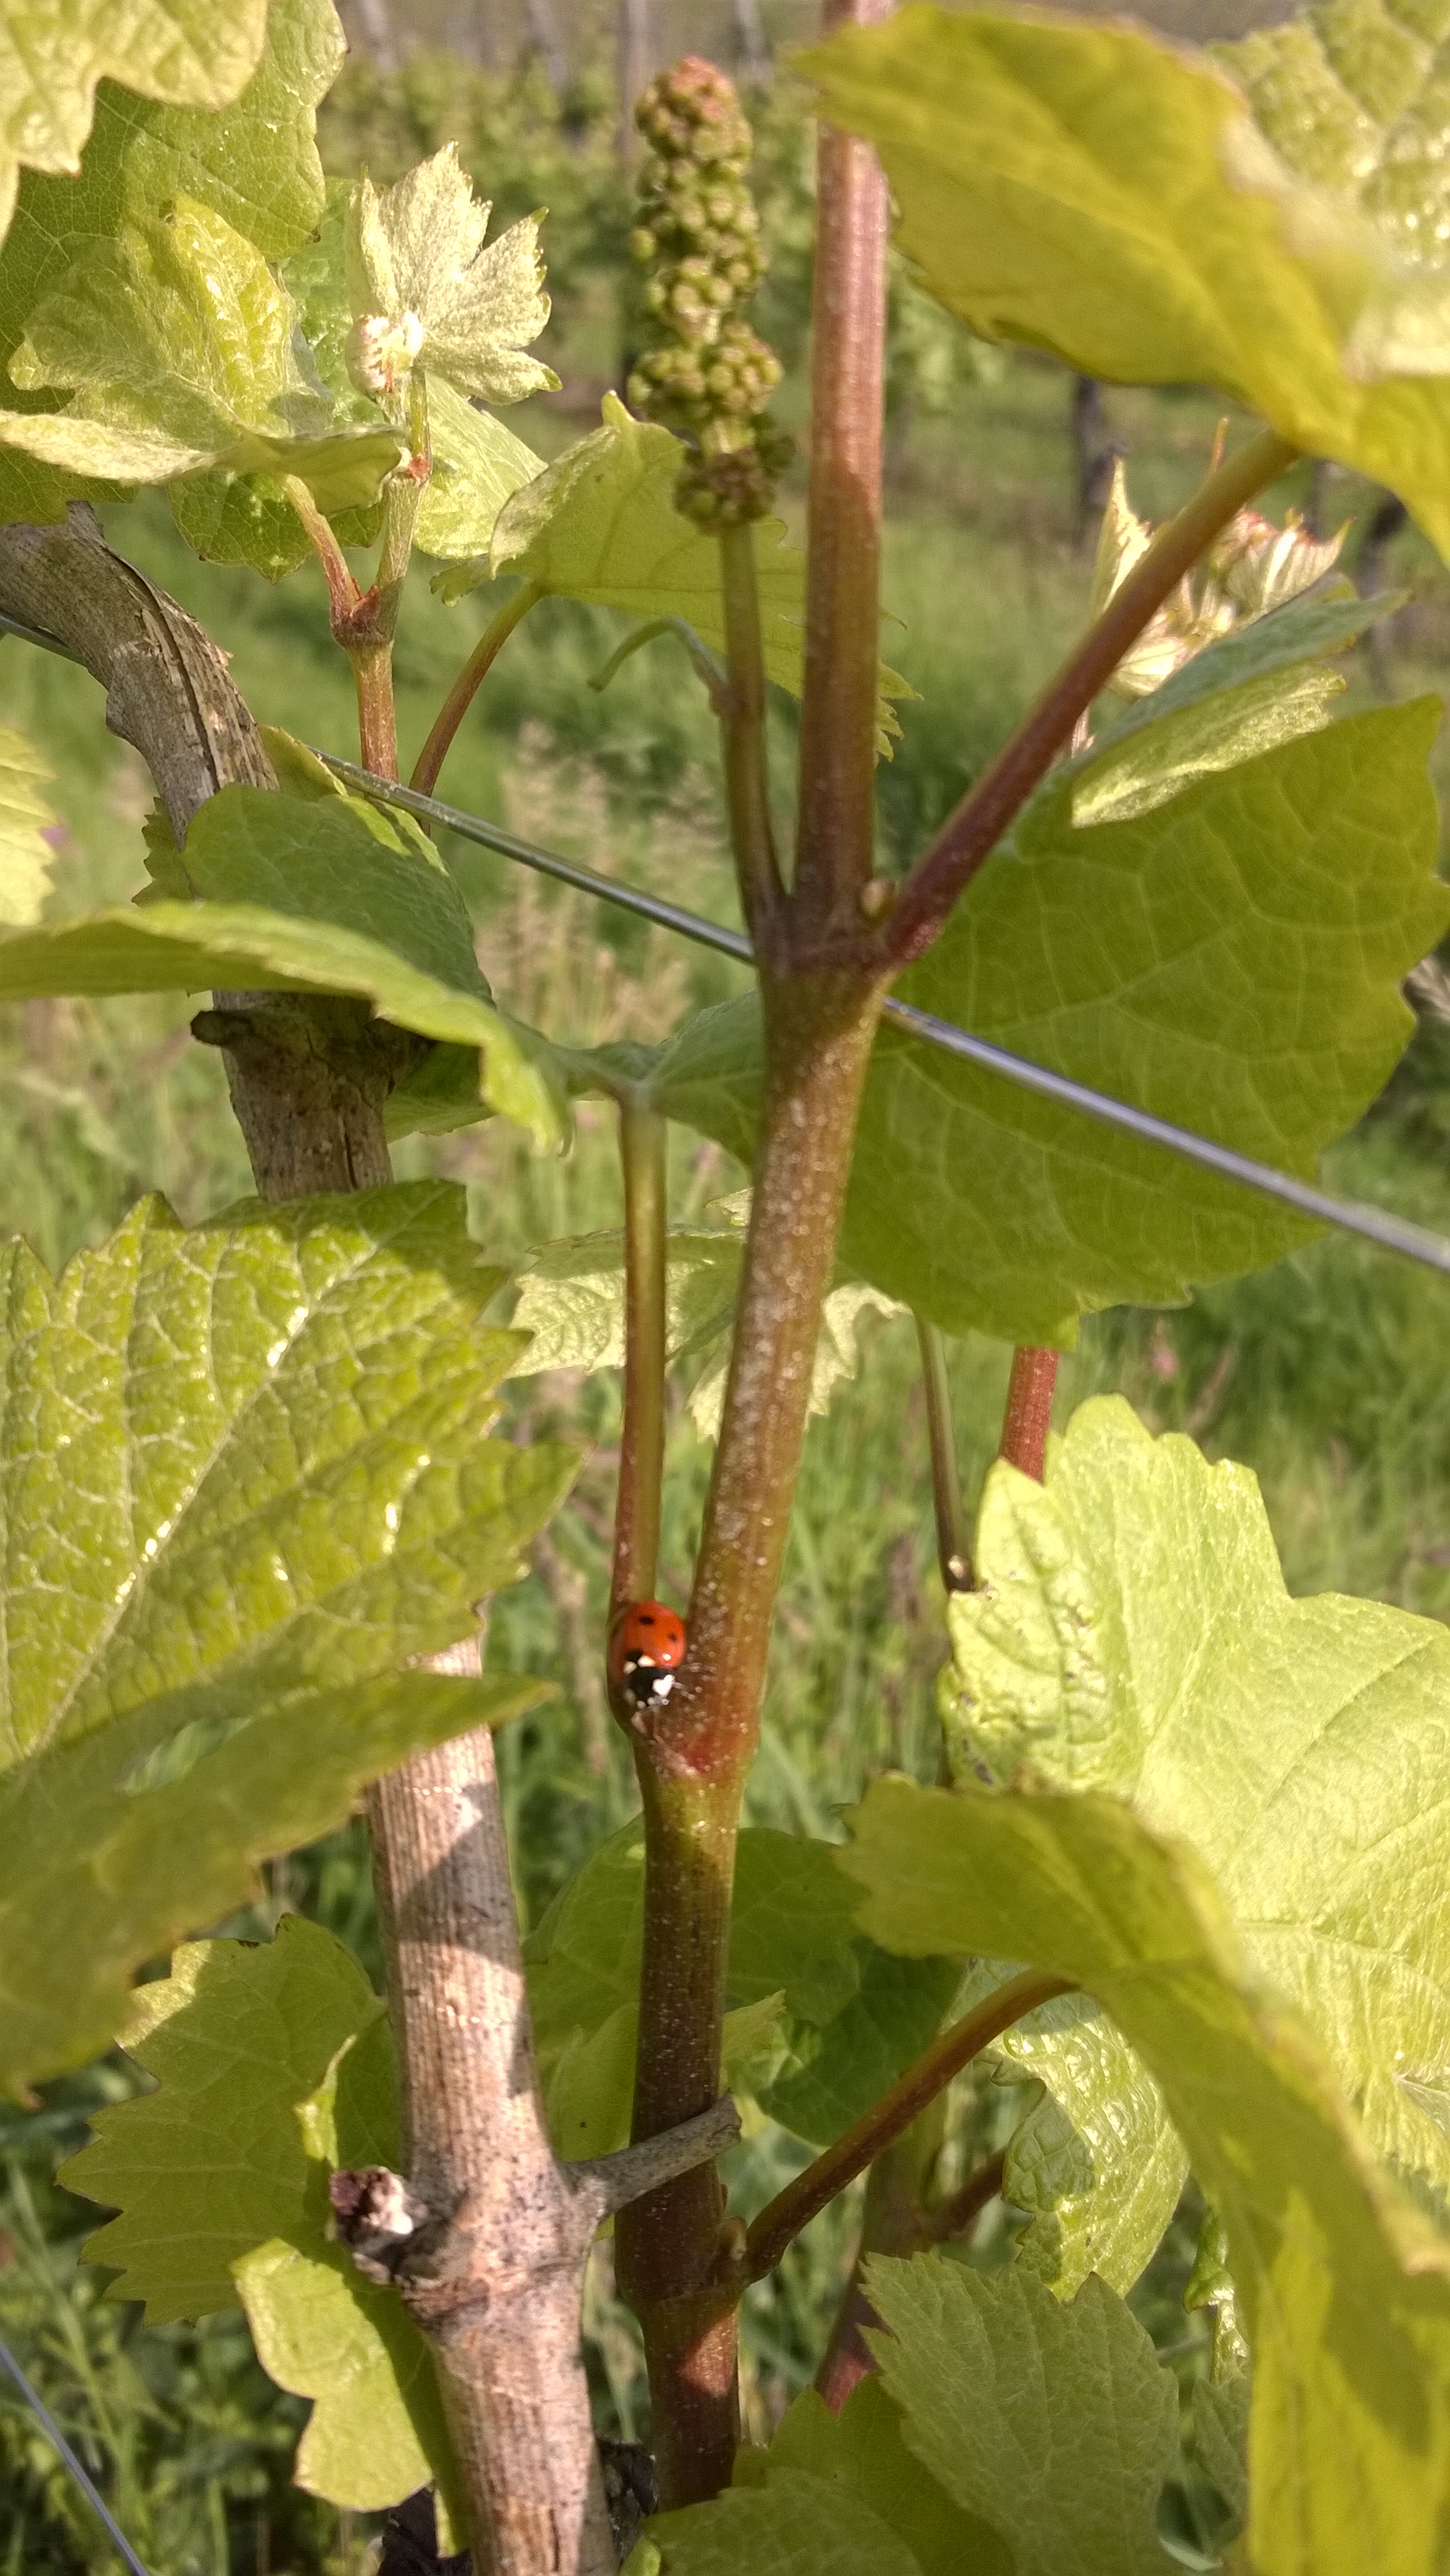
792,0,892,942
785,425,1299,975
615,27,893,2502
411,580,544,797
1000,1345,1059,1481
927,2145,1008,2246
742,1967,1071,2282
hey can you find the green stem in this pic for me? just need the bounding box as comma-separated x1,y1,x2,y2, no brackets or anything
999,1346,1058,1482
611,1096,668,1626
877,426,1300,969
410,580,544,797
917,1316,972,1592
742,1967,1071,2283
716,519,783,942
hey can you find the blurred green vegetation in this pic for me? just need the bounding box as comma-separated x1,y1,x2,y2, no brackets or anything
1,46,1449,2576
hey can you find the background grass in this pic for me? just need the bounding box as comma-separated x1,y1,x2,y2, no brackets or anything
1,52,1449,2574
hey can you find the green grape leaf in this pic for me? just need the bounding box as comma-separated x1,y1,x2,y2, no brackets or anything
415,376,543,562
1222,0,1450,382
1,776,570,1151
939,1394,1450,2292
238,2008,464,2542
62,1916,379,2321
650,2470,926,2576
755,1942,962,2152
0,197,402,505
440,394,909,751
236,2235,463,2538
1070,581,1386,828
0,0,270,246
839,1778,1450,2576
60,1919,464,2537
993,1999,1187,2299
0,724,57,924
652,699,1448,1343
866,2256,1181,2575
730,2376,1009,2576
651,2287,1174,2565
0,1181,573,2092
799,4,1450,558
0,0,341,534
509,1218,903,1440
1189,2373,1251,2538
526,1822,954,2155
344,146,556,408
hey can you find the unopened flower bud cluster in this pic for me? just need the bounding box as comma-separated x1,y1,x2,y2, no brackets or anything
627,55,789,521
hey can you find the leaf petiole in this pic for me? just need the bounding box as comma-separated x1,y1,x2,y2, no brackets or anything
411,579,544,796
742,1965,1073,2281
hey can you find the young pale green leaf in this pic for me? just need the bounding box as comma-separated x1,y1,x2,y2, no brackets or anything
1066,581,1388,829
344,146,555,408
415,376,543,561
441,394,908,748
62,1917,380,2321
0,0,269,246
283,186,542,564
508,1220,902,1440
525,1820,955,2154
0,196,402,506
0,0,341,535
840,1778,1450,2576
798,4,1450,557
0,724,57,923
0,777,569,1150
653,701,1448,1342
1222,0,1450,381
942,1395,1450,2292
0,1182,573,2092
866,2256,1182,2575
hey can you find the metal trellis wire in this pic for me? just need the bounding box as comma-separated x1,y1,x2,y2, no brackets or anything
315,752,1450,1284
0,604,1446,1279
0,2334,153,2576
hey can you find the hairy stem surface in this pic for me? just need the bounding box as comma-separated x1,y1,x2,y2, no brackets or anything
1000,1345,1059,1481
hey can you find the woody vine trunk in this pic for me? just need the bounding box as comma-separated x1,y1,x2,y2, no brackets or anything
0,505,622,2576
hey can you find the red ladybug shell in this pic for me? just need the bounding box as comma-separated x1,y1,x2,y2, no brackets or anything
608,1600,689,1703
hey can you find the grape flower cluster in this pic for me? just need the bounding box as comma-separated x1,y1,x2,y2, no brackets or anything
626,56,790,524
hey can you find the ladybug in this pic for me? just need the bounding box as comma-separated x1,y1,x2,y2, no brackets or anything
609,1599,689,1717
